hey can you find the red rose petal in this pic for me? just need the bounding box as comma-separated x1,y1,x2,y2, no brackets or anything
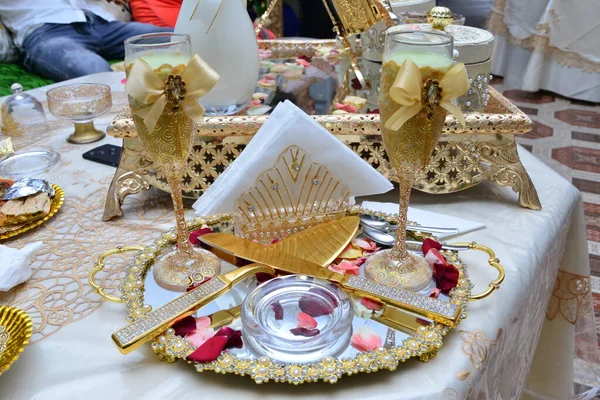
360,297,383,311
433,263,460,294
422,238,442,256
290,327,320,337
256,273,274,284
271,302,284,320
215,327,243,349
187,335,228,362
351,78,363,90
299,287,338,317
189,227,213,245
172,316,197,336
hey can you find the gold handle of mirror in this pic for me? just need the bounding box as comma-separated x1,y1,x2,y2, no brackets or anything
452,242,505,301
89,246,144,303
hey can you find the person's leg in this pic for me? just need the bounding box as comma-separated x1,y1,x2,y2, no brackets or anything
22,23,111,81
97,19,172,61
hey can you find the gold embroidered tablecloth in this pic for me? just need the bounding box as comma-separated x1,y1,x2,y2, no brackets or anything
487,0,600,102
0,71,597,399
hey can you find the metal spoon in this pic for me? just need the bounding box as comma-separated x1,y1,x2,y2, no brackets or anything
359,214,460,235
362,227,470,252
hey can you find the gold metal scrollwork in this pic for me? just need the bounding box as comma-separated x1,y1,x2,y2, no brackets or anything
452,242,505,301
89,246,145,303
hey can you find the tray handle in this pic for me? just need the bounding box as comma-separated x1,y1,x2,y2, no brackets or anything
452,242,505,301
89,246,144,303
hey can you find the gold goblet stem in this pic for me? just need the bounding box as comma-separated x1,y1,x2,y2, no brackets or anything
69,120,105,144
391,175,413,262
164,164,194,256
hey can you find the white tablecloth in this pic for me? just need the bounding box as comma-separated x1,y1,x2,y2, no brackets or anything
0,72,596,399
487,0,600,102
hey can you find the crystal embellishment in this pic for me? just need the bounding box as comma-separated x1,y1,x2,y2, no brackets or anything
344,275,459,320
113,278,226,346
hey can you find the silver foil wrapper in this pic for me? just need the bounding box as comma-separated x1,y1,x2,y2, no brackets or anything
3,178,54,201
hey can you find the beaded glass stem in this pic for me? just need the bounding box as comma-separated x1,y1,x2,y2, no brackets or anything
365,30,454,290
124,33,220,292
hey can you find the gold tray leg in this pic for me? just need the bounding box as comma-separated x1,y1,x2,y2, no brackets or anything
102,138,151,221
477,137,542,210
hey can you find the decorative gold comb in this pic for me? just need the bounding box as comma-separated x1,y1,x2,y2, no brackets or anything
234,145,351,243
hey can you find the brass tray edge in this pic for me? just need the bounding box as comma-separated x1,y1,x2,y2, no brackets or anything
0,184,65,241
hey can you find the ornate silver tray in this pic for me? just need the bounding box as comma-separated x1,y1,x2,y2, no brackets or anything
91,208,504,384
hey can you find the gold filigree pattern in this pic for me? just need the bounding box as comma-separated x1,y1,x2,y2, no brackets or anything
546,270,591,324
103,50,539,220
0,187,175,343
128,56,221,291
363,60,447,288
0,106,24,136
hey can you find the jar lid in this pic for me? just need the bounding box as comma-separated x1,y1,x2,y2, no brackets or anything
391,0,436,14
399,24,494,64
444,25,494,64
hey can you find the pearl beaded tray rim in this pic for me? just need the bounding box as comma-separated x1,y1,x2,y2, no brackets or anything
116,207,474,385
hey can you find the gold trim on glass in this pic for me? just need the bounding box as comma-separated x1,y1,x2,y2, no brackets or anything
0,184,65,241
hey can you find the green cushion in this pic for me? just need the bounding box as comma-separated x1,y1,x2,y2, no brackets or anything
0,63,54,96
0,60,122,97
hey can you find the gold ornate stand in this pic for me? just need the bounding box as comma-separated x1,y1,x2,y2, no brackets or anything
103,41,540,221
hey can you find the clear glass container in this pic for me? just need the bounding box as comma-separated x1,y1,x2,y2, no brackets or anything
0,149,60,179
1,83,47,136
46,83,111,144
241,275,353,363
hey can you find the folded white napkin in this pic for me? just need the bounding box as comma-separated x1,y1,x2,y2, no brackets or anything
0,241,43,292
361,201,485,239
193,101,393,215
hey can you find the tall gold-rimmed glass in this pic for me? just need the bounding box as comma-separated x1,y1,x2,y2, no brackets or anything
365,29,454,291
124,33,220,292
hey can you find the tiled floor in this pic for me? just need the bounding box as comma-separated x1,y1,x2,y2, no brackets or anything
491,78,600,393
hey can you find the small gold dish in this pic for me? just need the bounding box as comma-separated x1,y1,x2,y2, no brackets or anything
0,306,33,375
0,183,65,241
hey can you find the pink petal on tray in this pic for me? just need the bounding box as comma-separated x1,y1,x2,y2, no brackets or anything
296,312,317,329
187,335,228,363
350,326,382,352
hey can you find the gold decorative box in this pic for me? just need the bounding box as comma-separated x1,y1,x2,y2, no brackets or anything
103,39,539,221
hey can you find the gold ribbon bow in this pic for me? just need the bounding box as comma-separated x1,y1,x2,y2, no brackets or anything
125,54,219,132
385,59,470,131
